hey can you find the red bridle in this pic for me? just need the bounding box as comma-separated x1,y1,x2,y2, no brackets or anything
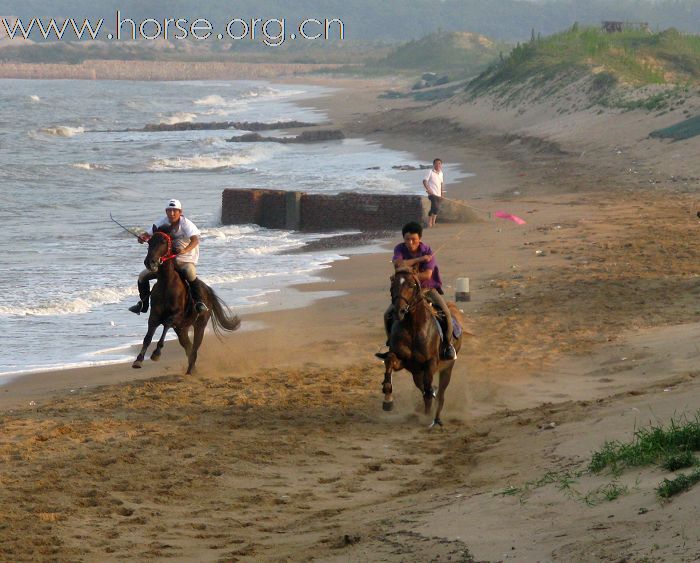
151,231,177,264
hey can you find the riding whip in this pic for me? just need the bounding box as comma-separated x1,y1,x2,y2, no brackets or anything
109,212,142,239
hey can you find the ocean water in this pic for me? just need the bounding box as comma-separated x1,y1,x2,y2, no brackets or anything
0,78,464,378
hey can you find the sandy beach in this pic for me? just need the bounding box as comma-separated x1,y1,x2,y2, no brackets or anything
3,71,700,561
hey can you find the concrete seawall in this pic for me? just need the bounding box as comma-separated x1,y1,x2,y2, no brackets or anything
221,188,484,232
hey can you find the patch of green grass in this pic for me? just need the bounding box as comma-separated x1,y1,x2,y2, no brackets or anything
608,92,671,111
657,469,700,498
582,481,631,506
497,414,700,505
466,26,700,103
494,485,522,497
661,450,696,472
589,413,700,475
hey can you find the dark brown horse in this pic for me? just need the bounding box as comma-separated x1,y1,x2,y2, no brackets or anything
132,227,241,374
379,267,463,427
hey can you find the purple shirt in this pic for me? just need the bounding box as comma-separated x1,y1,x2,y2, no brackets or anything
392,242,442,290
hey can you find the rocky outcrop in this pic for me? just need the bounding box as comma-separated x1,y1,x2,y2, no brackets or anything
140,120,318,132
227,130,345,144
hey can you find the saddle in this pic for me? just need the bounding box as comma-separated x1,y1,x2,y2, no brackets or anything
426,300,462,341
176,272,196,312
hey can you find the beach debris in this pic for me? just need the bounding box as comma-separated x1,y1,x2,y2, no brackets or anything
538,422,557,430
535,250,545,256
342,534,361,546
495,211,526,225
29,400,36,407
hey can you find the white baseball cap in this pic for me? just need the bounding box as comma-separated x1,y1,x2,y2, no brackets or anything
166,199,182,210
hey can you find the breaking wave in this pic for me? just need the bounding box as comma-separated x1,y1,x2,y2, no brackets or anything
71,162,112,171
0,286,134,317
41,125,85,137
148,147,275,172
158,112,198,125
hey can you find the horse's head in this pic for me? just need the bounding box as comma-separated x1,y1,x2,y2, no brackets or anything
144,225,174,272
391,266,422,321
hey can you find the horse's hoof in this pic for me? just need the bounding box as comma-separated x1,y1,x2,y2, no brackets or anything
429,418,443,429
375,351,390,360
132,361,142,369
150,353,161,362
382,401,394,412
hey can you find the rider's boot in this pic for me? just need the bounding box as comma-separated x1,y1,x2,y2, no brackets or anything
190,278,209,314
384,312,394,347
439,314,457,360
375,310,394,359
443,340,457,360
128,280,150,315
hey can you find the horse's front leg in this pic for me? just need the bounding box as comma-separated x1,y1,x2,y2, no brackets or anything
381,353,401,412
422,365,437,419
150,319,172,361
133,318,160,369
431,363,455,429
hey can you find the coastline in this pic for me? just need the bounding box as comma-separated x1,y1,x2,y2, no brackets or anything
4,72,700,561
0,60,340,80
0,74,464,401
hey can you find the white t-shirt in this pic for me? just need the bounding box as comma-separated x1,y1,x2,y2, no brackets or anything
148,216,201,264
424,168,444,197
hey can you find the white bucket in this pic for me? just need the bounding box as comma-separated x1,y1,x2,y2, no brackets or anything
455,277,470,302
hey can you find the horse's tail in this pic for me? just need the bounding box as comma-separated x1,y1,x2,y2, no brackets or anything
205,285,241,338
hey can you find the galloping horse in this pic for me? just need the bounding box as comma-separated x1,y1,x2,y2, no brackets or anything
378,267,463,427
132,226,241,374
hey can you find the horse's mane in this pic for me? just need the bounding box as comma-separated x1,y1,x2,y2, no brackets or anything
393,266,465,326
154,224,173,236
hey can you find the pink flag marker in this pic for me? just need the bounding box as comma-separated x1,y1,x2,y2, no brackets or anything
494,211,526,225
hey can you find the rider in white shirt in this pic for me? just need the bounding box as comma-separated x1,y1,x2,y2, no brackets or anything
128,199,208,315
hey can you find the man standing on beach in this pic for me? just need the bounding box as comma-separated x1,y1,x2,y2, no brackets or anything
423,158,444,228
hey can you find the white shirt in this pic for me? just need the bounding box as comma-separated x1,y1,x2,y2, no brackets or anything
424,168,444,197
148,215,201,264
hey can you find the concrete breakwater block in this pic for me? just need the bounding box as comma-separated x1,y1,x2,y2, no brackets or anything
222,188,484,232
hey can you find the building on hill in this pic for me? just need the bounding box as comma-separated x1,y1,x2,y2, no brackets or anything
602,21,650,33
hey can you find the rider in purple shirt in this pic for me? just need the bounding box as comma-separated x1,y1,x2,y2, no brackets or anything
383,221,456,360
392,241,442,289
